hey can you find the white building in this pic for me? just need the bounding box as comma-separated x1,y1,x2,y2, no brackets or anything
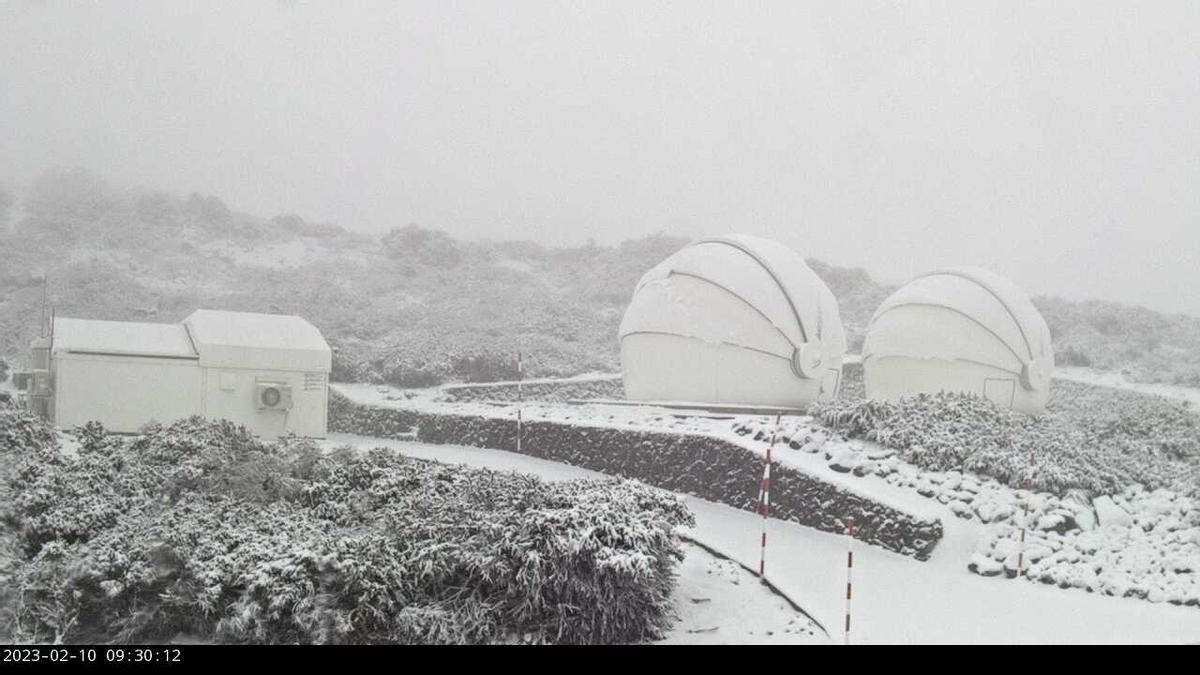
619,234,846,409
37,309,330,437
862,267,1054,413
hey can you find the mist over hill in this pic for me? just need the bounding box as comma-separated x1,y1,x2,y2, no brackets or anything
2,168,1198,388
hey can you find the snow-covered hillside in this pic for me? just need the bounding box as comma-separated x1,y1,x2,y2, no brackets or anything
4,170,1200,390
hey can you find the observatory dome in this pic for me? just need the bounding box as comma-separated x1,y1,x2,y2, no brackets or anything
618,235,846,408
862,267,1054,413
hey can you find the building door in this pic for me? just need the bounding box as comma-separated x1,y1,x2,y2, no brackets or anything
821,368,841,399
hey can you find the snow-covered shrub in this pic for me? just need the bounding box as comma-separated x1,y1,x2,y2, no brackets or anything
0,407,59,463
9,417,298,558
0,408,61,642
811,388,1200,498
4,419,692,644
329,344,379,384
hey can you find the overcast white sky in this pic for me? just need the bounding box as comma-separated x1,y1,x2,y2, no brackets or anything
1,1,1197,315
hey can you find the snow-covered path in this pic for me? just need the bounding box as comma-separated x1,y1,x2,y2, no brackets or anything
328,433,1200,645
661,543,824,645
688,499,1200,645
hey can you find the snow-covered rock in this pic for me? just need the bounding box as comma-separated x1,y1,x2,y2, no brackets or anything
1094,496,1133,529
968,553,1004,577
827,448,861,474
974,499,1015,524
1074,508,1097,531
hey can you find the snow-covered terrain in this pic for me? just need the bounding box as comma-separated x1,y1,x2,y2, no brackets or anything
1056,366,1200,409
334,374,1200,611
327,434,1200,644
660,543,824,645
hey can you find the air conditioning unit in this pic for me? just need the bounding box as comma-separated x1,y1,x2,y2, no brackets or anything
255,382,293,411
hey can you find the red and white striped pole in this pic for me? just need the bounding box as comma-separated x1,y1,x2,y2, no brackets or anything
516,352,523,454
756,413,781,578
1016,450,1035,572
844,516,855,645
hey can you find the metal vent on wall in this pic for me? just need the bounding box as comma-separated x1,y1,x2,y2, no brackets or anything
304,372,326,391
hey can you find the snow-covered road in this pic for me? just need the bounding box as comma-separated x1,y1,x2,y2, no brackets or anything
328,433,1200,645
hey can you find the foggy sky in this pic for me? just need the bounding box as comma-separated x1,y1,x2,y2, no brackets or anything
2,1,1197,316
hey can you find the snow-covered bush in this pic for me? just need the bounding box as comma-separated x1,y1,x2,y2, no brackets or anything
0,407,59,462
3,418,692,644
0,408,61,642
9,418,296,558
811,387,1200,499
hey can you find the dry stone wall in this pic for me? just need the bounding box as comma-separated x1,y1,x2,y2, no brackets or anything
329,390,943,559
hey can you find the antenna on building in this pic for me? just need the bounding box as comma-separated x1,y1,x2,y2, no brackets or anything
40,276,48,338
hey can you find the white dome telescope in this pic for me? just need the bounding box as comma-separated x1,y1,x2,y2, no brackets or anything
619,235,846,408
862,267,1054,413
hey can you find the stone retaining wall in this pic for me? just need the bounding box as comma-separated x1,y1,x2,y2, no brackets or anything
329,390,943,559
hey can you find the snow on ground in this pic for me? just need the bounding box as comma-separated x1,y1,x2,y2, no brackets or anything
660,543,824,645
1055,367,1200,409
327,433,1200,644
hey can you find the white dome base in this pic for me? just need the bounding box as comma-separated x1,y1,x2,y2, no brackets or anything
864,355,1048,413
622,333,840,408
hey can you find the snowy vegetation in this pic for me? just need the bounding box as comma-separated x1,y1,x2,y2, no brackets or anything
3,169,1199,389
729,394,1200,609
810,380,1200,499
781,373,1200,608
0,411,692,644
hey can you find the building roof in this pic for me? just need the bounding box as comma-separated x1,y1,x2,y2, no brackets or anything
183,310,331,372
183,310,329,353
50,310,331,373
52,317,198,359
868,266,1052,364
619,234,846,359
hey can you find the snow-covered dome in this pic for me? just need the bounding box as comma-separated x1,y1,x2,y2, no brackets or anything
619,234,846,408
862,267,1054,413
